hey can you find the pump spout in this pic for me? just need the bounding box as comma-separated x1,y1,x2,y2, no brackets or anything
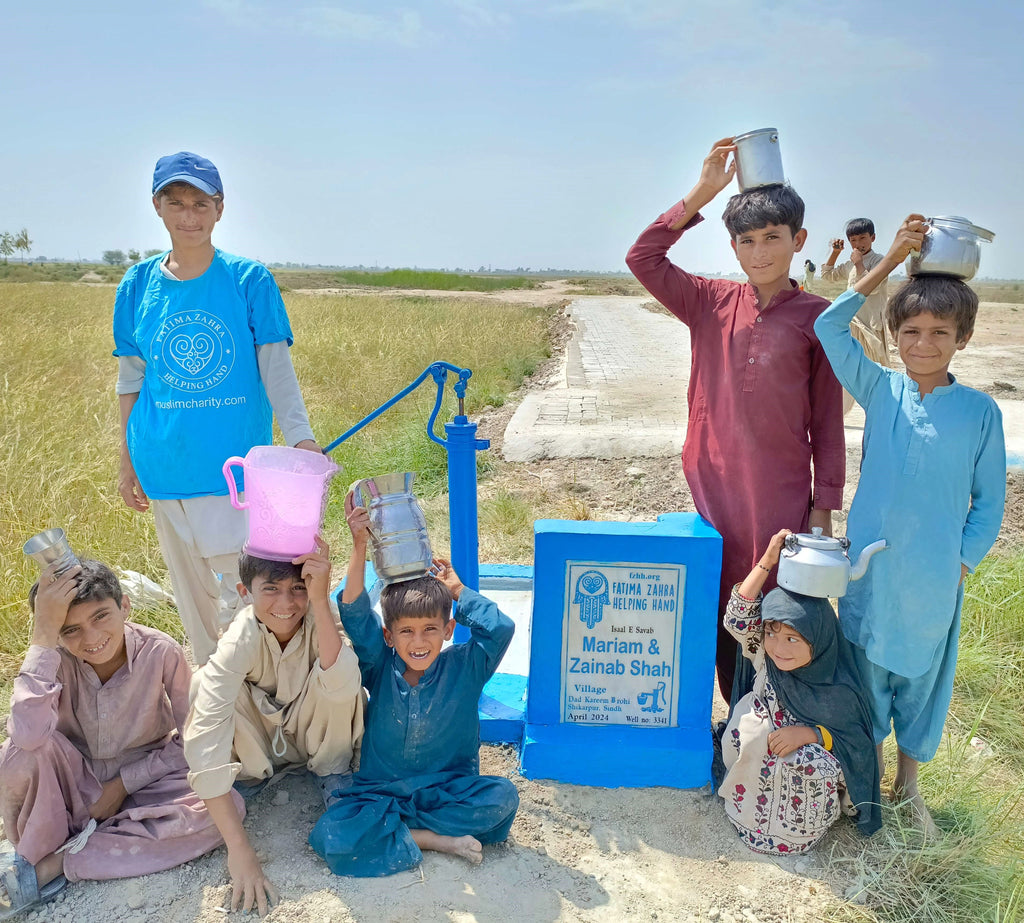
850,539,887,581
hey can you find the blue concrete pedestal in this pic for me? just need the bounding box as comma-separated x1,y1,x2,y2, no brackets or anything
520,513,722,789
477,565,532,744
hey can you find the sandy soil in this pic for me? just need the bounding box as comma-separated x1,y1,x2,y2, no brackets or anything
6,288,1022,923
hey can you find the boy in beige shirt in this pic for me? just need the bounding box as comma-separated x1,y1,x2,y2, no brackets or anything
184,537,364,916
821,218,890,413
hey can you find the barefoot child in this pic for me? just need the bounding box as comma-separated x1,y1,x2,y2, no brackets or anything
309,494,519,876
814,215,1006,832
720,531,882,854
626,138,845,702
1,560,232,919
184,539,365,915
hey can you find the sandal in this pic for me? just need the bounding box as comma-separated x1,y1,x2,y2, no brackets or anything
0,846,68,921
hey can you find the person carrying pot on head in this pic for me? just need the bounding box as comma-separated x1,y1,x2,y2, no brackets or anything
814,214,1006,837
625,137,845,706
309,492,519,877
820,218,890,414
184,537,365,916
0,560,236,919
113,151,322,665
717,529,882,854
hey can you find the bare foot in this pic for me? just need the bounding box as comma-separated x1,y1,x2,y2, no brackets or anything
446,835,484,865
410,829,483,865
902,792,941,839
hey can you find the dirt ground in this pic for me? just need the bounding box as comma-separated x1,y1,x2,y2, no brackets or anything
8,286,1023,923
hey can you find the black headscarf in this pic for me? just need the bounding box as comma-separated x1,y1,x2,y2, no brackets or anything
762,587,882,836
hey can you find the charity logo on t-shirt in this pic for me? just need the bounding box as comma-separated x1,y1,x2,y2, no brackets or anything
113,252,293,499
152,309,236,392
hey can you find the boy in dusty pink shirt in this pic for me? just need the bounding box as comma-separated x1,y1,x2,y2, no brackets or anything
0,559,235,918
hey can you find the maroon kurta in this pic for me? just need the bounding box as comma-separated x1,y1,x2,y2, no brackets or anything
626,200,845,699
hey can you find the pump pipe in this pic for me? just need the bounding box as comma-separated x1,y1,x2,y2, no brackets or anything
323,362,489,642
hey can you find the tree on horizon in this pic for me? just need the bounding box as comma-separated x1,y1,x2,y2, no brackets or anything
15,228,31,262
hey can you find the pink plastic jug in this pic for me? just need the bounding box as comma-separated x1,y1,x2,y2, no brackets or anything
222,446,339,562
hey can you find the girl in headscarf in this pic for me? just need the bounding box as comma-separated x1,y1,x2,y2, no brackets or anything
719,530,881,854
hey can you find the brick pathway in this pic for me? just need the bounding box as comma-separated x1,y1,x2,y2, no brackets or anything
502,294,1024,471
503,296,692,461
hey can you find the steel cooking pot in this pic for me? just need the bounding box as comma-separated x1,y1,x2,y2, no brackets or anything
907,215,995,281
733,128,785,192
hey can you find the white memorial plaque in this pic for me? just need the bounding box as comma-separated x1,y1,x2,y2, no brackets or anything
560,561,685,728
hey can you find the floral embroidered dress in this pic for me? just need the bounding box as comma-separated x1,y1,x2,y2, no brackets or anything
719,589,855,854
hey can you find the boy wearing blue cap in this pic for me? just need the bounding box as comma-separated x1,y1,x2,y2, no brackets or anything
113,152,321,665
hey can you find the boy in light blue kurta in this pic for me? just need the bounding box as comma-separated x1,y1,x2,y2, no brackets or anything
309,494,518,876
814,214,1005,833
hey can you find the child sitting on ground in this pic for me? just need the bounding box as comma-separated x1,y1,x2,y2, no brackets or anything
184,538,365,916
1,560,233,919
814,214,1006,834
309,493,519,877
719,530,881,854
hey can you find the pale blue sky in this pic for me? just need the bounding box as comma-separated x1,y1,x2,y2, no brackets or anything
3,1,1019,277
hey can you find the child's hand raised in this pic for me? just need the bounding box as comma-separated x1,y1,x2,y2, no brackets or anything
885,213,928,263
697,137,738,195
344,490,372,546
430,557,464,601
676,136,738,226
760,529,792,570
31,563,82,648
294,536,331,602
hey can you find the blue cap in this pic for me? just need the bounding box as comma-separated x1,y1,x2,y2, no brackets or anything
152,151,223,196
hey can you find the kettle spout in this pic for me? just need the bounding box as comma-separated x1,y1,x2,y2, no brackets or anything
850,540,887,581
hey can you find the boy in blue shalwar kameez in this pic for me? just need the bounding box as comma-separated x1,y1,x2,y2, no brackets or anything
814,214,1005,834
309,493,519,876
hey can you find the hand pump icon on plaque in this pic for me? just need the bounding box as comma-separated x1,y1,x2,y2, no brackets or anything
637,681,666,714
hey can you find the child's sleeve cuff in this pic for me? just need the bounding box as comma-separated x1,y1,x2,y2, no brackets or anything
187,763,243,801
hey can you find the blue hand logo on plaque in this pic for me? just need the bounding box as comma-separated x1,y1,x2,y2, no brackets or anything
574,570,609,629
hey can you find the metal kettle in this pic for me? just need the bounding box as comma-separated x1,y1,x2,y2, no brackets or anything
777,528,887,599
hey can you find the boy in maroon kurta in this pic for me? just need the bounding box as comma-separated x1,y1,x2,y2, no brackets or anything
626,137,845,702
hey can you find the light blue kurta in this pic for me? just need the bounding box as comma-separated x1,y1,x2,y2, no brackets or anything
814,290,1005,678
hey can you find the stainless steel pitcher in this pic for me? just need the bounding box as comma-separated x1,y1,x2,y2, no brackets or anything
349,472,432,584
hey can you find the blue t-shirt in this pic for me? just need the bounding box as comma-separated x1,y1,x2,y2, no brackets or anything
113,251,293,499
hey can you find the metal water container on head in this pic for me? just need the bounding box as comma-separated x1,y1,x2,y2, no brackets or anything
733,128,785,192
907,216,995,281
350,472,433,584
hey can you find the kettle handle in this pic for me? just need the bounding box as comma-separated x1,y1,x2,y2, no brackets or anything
222,457,248,510
783,533,800,554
